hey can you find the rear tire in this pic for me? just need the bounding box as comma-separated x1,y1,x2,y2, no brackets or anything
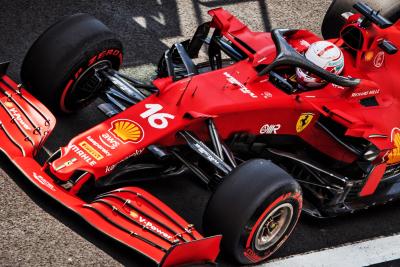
21,13,123,113
203,159,302,265
322,0,400,39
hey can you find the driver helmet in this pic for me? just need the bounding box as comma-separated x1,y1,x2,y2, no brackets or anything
296,40,344,88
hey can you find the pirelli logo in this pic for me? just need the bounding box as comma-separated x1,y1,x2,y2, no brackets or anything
79,141,104,161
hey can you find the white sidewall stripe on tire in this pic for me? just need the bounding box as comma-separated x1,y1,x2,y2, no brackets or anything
261,233,400,267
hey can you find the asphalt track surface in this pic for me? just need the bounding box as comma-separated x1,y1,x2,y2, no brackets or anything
0,0,400,266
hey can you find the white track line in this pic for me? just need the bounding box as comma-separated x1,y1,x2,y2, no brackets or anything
262,234,400,267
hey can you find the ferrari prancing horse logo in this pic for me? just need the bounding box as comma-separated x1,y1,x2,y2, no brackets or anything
296,113,314,133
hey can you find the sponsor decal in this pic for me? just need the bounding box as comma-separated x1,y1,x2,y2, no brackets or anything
296,113,314,133
351,89,380,98
332,83,345,90
194,143,221,166
261,91,273,99
86,136,111,157
327,57,344,73
185,138,227,170
299,39,311,48
130,210,139,219
364,51,374,62
289,74,298,83
135,215,173,240
373,51,385,68
105,165,116,173
79,141,104,161
88,49,122,66
54,158,77,171
260,124,281,134
105,148,145,173
244,248,263,263
4,101,13,108
8,106,31,130
107,76,134,96
33,172,55,191
99,132,120,150
386,128,400,165
109,119,144,144
70,144,97,166
223,72,258,98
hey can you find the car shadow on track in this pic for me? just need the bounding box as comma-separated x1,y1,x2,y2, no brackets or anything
0,0,271,79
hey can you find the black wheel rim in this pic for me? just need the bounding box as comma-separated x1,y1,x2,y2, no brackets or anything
65,60,111,110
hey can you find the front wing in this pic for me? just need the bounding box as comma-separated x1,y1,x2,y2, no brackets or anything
0,69,221,266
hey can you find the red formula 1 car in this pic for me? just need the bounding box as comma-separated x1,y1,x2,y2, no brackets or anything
1,0,400,265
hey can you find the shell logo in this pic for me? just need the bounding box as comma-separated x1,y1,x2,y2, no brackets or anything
387,128,400,165
4,101,13,108
130,210,139,219
109,119,144,144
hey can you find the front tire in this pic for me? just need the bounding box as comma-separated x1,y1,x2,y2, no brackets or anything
203,159,302,265
21,13,123,113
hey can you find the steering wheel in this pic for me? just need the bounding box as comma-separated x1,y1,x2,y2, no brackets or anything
258,29,360,88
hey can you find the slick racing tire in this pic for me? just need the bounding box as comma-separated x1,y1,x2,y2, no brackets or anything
21,13,123,113
322,0,400,39
203,159,302,265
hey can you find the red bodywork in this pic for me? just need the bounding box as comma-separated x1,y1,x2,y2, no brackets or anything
52,9,400,195
1,8,400,265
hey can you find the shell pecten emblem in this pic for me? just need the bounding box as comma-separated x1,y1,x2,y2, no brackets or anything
109,119,144,144
387,128,400,165
130,210,139,219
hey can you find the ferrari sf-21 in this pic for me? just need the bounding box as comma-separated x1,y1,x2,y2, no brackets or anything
1,0,399,265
